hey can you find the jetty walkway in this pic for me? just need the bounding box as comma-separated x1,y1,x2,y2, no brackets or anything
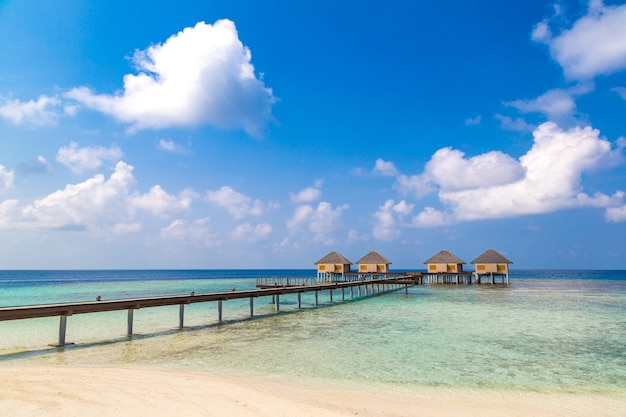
0,274,421,348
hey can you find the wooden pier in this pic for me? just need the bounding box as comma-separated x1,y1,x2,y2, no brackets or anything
0,275,419,348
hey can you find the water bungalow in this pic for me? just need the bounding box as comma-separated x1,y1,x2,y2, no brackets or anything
423,249,471,284
355,251,392,274
471,249,513,284
315,251,352,281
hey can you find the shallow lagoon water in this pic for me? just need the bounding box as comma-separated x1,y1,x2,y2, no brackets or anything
1,270,625,394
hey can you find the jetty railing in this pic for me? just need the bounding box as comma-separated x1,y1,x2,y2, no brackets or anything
255,276,317,287
0,275,419,349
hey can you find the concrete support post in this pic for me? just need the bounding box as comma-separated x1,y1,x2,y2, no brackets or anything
275,295,280,312
58,315,68,346
329,289,333,304
218,300,223,322
179,304,185,328
297,292,302,309
315,291,319,306
249,297,254,317
127,309,134,335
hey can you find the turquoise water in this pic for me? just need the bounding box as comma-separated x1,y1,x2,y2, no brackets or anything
0,270,625,394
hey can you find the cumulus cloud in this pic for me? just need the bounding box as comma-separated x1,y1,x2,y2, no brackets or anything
0,165,15,194
287,201,349,245
57,142,123,173
205,185,275,219
290,182,323,203
161,217,219,246
533,1,626,80
372,199,414,241
0,95,62,126
410,122,624,226
606,204,626,222
0,160,203,236
230,222,272,242
131,185,196,217
18,161,135,230
373,159,399,176
392,148,524,199
65,19,276,136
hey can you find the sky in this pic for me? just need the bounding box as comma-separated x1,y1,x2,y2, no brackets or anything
1,0,626,270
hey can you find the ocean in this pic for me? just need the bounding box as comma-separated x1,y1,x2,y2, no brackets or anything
0,269,625,395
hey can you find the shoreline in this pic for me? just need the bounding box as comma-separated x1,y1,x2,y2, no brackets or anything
1,365,625,417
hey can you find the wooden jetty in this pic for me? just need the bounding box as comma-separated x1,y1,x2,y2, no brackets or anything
0,275,420,348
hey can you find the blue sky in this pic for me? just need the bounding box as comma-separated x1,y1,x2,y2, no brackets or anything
1,0,626,270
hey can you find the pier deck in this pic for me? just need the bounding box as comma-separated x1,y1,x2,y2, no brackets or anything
0,276,416,348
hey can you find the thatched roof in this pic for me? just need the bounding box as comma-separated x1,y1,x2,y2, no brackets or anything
471,249,513,264
315,251,352,265
423,250,465,265
355,251,392,265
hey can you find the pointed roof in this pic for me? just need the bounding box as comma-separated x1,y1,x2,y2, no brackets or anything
315,251,352,265
471,249,513,264
356,251,392,265
423,249,465,265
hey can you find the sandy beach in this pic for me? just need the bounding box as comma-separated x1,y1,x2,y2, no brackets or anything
1,366,624,417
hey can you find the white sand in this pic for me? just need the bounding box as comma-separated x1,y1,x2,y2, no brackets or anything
0,366,624,417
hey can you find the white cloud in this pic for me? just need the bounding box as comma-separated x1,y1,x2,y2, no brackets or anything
131,185,195,217
494,114,536,132
606,204,626,222
373,159,398,176
506,88,577,120
412,207,452,228
411,122,624,224
393,147,524,198
156,139,186,153
534,2,626,80
161,217,219,246
0,165,15,194
205,185,275,219
0,95,61,126
230,222,272,242
113,222,142,235
57,142,123,173
504,84,595,125
0,199,20,229
287,201,349,245
290,184,322,203
18,161,136,230
65,19,276,136
372,199,414,241
426,147,525,192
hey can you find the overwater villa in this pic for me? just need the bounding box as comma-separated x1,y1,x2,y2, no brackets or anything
471,249,513,284
315,251,352,281
355,251,392,274
423,249,471,284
